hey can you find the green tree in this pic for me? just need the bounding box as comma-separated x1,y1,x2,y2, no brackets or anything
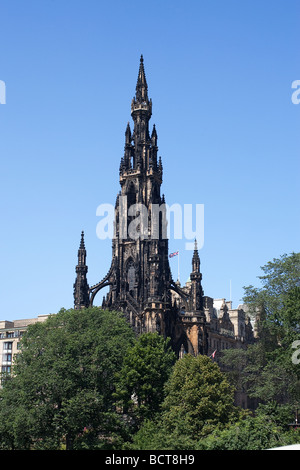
197,403,300,450
161,354,238,439
196,414,282,450
130,354,240,449
114,332,176,427
0,307,135,450
243,252,300,335
222,252,300,406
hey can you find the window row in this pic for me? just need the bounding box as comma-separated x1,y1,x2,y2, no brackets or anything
2,341,21,352
0,330,24,339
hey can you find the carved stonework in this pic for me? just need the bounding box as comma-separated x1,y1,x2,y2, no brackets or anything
73,232,90,310
73,56,254,363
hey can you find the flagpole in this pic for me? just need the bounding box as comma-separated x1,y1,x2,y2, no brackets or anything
178,251,180,283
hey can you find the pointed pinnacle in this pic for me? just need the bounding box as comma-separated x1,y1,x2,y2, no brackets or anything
125,121,131,134
192,239,200,266
80,231,85,249
135,54,148,101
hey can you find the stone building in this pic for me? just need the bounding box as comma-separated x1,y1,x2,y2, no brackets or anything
0,315,50,378
73,56,255,360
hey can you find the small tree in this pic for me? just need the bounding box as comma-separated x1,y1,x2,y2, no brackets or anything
243,252,300,337
114,332,176,427
161,354,238,439
130,354,240,449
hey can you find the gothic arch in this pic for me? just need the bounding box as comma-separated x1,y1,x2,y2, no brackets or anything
126,257,135,295
126,181,137,207
169,281,189,300
174,333,194,358
151,182,160,204
89,281,111,306
88,258,116,306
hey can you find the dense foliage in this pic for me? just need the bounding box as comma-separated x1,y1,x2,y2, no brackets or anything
128,354,240,450
0,253,299,450
114,332,176,426
0,307,136,449
222,253,300,406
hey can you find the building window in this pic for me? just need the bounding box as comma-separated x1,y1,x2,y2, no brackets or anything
1,365,12,382
127,259,135,294
3,342,12,351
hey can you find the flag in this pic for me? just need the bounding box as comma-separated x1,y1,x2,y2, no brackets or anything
169,251,179,258
210,350,217,359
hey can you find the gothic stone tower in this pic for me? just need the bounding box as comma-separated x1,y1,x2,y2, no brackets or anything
73,231,90,309
74,56,207,356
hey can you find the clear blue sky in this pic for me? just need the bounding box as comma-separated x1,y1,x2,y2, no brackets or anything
0,0,299,321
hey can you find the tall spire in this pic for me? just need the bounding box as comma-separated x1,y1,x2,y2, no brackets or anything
131,55,152,124
125,121,131,144
192,239,200,273
190,239,203,312
73,231,90,309
135,54,148,102
79,230,85,250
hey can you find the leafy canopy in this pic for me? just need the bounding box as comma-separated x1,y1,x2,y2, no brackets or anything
0,307,135,450
222,252,300,405
129,354,239,450
114,332,176,425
